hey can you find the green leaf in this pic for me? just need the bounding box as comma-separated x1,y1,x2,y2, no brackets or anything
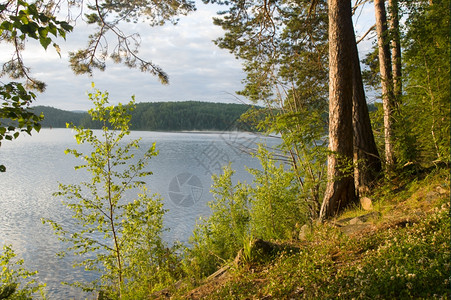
39,37,52,49
38,27,48,38
60,22,73,32
47,22,57,36
27,3,38,16
0,21,13,31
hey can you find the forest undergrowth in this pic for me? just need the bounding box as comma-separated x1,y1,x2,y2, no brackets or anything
162,167,450,299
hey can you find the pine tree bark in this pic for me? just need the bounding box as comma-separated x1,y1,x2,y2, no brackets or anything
374,0,396,167
320,0,356,220
389,0,402,100
351,20,382,194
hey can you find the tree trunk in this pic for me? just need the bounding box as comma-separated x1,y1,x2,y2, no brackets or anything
389,0,402,100
374,0,396,167
351,20,382,195
320,0,356,220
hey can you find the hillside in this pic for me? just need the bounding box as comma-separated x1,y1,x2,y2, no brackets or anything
31,101,254,131
29,106,86,128
154,168,450,299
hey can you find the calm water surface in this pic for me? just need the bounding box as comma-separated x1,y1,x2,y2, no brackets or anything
0,128,278,299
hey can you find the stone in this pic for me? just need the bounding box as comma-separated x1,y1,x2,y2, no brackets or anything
349,217,363,225
339,224,373,236
298,224,310,240
333,217,354,227
436,186,448,195
360,196,373,211
358,211,382,223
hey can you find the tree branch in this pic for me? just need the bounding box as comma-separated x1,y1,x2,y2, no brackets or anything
356,24,376,44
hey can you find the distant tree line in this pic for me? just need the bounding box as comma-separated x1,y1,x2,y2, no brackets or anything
31,101,255,131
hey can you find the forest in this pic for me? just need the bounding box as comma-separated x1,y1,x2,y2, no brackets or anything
31,101,253,131
0,0,449,299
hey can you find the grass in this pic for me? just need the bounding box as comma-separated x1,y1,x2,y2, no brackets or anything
163,168,450,299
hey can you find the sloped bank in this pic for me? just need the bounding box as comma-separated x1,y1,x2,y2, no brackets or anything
153,168,450,299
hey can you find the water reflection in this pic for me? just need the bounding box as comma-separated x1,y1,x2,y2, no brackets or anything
0,129,278,298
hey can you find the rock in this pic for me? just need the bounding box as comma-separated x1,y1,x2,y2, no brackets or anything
339,224,374,236
298,224,310,240
358,211,381,223
333,217,354,227
335,212,381,228
436,186,448,195
349,217,363,225
360,197,373,211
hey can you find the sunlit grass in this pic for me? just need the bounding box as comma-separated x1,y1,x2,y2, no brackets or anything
172,168,450,299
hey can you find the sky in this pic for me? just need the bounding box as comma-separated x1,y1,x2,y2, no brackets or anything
2,1,376,111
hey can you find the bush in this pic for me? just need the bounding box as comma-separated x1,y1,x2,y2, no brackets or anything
188,165,250,277
0,244,46,299
43,86,181,298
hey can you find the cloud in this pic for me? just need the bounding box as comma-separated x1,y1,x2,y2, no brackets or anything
2,1,377,111
8,2,247,111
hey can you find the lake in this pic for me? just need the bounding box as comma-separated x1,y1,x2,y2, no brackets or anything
0,128,279,299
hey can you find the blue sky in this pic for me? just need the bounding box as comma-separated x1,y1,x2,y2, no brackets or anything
2,1,376,111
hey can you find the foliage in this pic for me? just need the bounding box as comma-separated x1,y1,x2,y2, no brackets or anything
188,146,312,276
0,82,43,172
0,0,72,171
0,0,73,91
247,146,305,240
0,0,195,172
0,244,46,299
179,169,450,299
105,101,252,131
362,1,450,167
29,106,85,129
207,0,328,103
0,0,195,85
399,0,450,165
208,0,329,218
210,210,450,299
31,101,254,131
335,210,449,299
189,165,250,277
361,45,380,91
42,87,180,298
239,91,328,222
68,0,195,82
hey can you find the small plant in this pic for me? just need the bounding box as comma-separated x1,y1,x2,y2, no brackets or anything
0,244,46,299
43,86,178,298
188,165,250,277
241,234,254,265
248,145,306,240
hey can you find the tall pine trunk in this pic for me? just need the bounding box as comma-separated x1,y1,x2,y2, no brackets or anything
375,0,396,167
389,0,402,100
351,24,382,195
320,0,356,220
